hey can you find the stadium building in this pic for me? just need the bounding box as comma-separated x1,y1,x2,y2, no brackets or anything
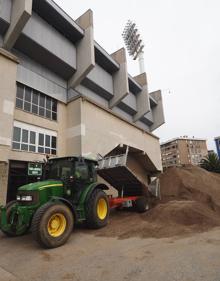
0,0,165,204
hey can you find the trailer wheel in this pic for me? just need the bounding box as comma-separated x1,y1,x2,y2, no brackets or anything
86,189,109,229
135,196,150,213
31,202,74,248
1,201,28,237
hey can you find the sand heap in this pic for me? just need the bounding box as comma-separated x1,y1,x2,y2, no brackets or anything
94,166,220,239
160,165,220,208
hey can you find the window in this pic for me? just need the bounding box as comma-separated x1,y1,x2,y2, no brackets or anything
47,159,74,180
16,83,57,121
12,121,57,155
29,131,36,152
75,162,89,180
12,127,21,150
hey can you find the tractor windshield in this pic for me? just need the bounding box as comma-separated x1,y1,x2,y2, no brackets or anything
47,159,74,180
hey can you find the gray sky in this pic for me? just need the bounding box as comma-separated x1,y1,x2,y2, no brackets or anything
54,0,220,151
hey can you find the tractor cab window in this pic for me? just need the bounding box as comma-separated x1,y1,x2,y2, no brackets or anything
47,159,74,180
88,162,97,182
74,162,89,181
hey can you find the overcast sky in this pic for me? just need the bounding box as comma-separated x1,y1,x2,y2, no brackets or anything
54,0,220,151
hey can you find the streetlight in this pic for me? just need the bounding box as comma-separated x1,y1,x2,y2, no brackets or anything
122,20,145,74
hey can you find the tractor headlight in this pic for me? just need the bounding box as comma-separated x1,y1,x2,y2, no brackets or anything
17,195,33,202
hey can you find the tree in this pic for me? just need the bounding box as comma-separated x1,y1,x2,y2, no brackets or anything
201,152,220,173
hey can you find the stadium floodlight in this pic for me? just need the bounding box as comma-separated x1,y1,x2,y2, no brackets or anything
122,20,145,73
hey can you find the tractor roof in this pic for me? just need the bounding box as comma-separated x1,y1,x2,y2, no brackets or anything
48,156,98,164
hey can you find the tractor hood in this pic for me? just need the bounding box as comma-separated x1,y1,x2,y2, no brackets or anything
18,180,63,191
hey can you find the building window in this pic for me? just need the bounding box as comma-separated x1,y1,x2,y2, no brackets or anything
12,121,57,155
16,83,57,121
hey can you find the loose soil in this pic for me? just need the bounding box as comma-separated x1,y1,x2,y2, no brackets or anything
93,166,220,239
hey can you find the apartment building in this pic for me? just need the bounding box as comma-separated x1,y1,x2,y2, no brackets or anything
0,0,165,204
214,137,220,159
161,137,208,168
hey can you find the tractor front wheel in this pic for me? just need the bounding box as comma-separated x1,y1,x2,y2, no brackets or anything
86,189,109,229
31,202,74,248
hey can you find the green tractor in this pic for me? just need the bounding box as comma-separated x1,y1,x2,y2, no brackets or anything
0,149,154,248
0,157,110,248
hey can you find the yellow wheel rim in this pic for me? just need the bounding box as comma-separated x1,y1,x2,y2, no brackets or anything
97,198,108,220
47,213,67,237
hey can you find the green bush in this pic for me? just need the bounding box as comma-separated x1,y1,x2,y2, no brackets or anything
201,152,220,173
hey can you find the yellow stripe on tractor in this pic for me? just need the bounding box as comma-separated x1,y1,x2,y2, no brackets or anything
39,184,63,190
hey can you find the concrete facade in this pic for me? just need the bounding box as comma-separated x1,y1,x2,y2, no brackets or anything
68,10,94,88
161,137,208,168
0,49,19,162
109,48,129,108
0,0,165,204
133,73,150,122
3,0,32,50
80,98,162,171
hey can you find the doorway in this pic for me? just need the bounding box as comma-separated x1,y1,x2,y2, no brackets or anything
7,160,40,202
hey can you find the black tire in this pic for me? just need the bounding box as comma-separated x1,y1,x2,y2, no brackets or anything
135,196,150,213
1,201,27,237
31,202,74,248
86,189,109,229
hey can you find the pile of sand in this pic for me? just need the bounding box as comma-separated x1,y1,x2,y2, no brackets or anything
160,165,220,208
93,166,220,239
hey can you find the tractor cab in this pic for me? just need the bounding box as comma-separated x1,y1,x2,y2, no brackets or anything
45,156,97,184
44,156,98,202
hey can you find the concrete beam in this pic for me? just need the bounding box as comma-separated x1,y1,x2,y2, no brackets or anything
149,90,165,131
109,48,129,108
3,0,32,50
68,9,95,89
133,72,150,122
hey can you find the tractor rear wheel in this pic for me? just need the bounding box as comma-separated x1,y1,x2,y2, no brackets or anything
1,200,28,237
135,196,150,213
31,202,74,248
86,189,109,229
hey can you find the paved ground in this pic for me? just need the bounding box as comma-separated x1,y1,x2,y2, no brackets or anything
1,226,220,281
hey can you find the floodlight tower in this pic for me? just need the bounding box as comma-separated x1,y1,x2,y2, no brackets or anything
122,20,145,74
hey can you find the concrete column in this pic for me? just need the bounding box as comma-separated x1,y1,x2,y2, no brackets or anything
133,72,150,122
109,48,129,108
0,162,9,205
0,48,19,162
3,0,32,50
149,90,165,131
68,10,95,89
66,98,83,156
